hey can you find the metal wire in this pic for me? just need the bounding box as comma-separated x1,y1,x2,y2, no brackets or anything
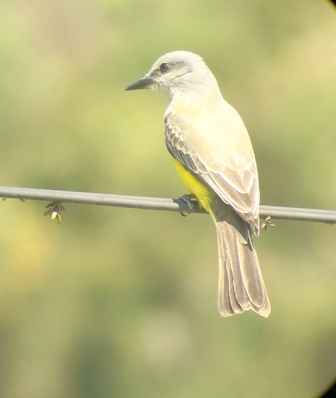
1,185,336,224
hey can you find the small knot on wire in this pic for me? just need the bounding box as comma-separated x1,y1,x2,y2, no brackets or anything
44,202,65,224
262,216,276,231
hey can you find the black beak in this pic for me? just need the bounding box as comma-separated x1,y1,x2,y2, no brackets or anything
125,76,154,91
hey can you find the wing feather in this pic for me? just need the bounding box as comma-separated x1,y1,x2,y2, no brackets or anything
165,109,260,233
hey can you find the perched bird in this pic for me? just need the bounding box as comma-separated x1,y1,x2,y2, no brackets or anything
126,51,270,317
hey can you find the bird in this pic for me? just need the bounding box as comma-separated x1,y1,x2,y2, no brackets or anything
125,51,270,317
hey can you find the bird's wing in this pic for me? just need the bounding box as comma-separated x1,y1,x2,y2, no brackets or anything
165,107,259,233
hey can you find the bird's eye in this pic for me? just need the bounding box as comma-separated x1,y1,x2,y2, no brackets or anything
159,63,170,73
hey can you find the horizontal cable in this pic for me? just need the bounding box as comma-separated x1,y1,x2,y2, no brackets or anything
1,185,336,224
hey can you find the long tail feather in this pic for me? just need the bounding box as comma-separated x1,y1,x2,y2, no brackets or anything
214,207,270,317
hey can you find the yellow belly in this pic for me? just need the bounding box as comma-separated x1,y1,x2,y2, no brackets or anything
173,159,214,214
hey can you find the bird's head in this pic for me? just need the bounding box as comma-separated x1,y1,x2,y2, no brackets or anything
125,51,219,98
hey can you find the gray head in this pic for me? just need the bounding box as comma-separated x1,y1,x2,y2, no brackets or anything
125,51,220,98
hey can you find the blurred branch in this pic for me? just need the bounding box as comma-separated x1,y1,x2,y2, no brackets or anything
1,185,336,224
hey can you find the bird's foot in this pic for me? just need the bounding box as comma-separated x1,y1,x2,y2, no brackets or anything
178,194,199,217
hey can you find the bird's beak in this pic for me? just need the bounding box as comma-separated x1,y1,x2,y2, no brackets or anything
125,75,154,91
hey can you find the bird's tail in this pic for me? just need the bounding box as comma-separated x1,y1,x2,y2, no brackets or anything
213,208,271,318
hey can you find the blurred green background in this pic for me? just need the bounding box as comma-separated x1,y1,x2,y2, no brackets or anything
1,1,336,397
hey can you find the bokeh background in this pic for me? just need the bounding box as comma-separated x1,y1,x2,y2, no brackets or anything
1,1,336,397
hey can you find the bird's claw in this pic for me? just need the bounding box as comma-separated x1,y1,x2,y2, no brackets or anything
178,194,199,217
